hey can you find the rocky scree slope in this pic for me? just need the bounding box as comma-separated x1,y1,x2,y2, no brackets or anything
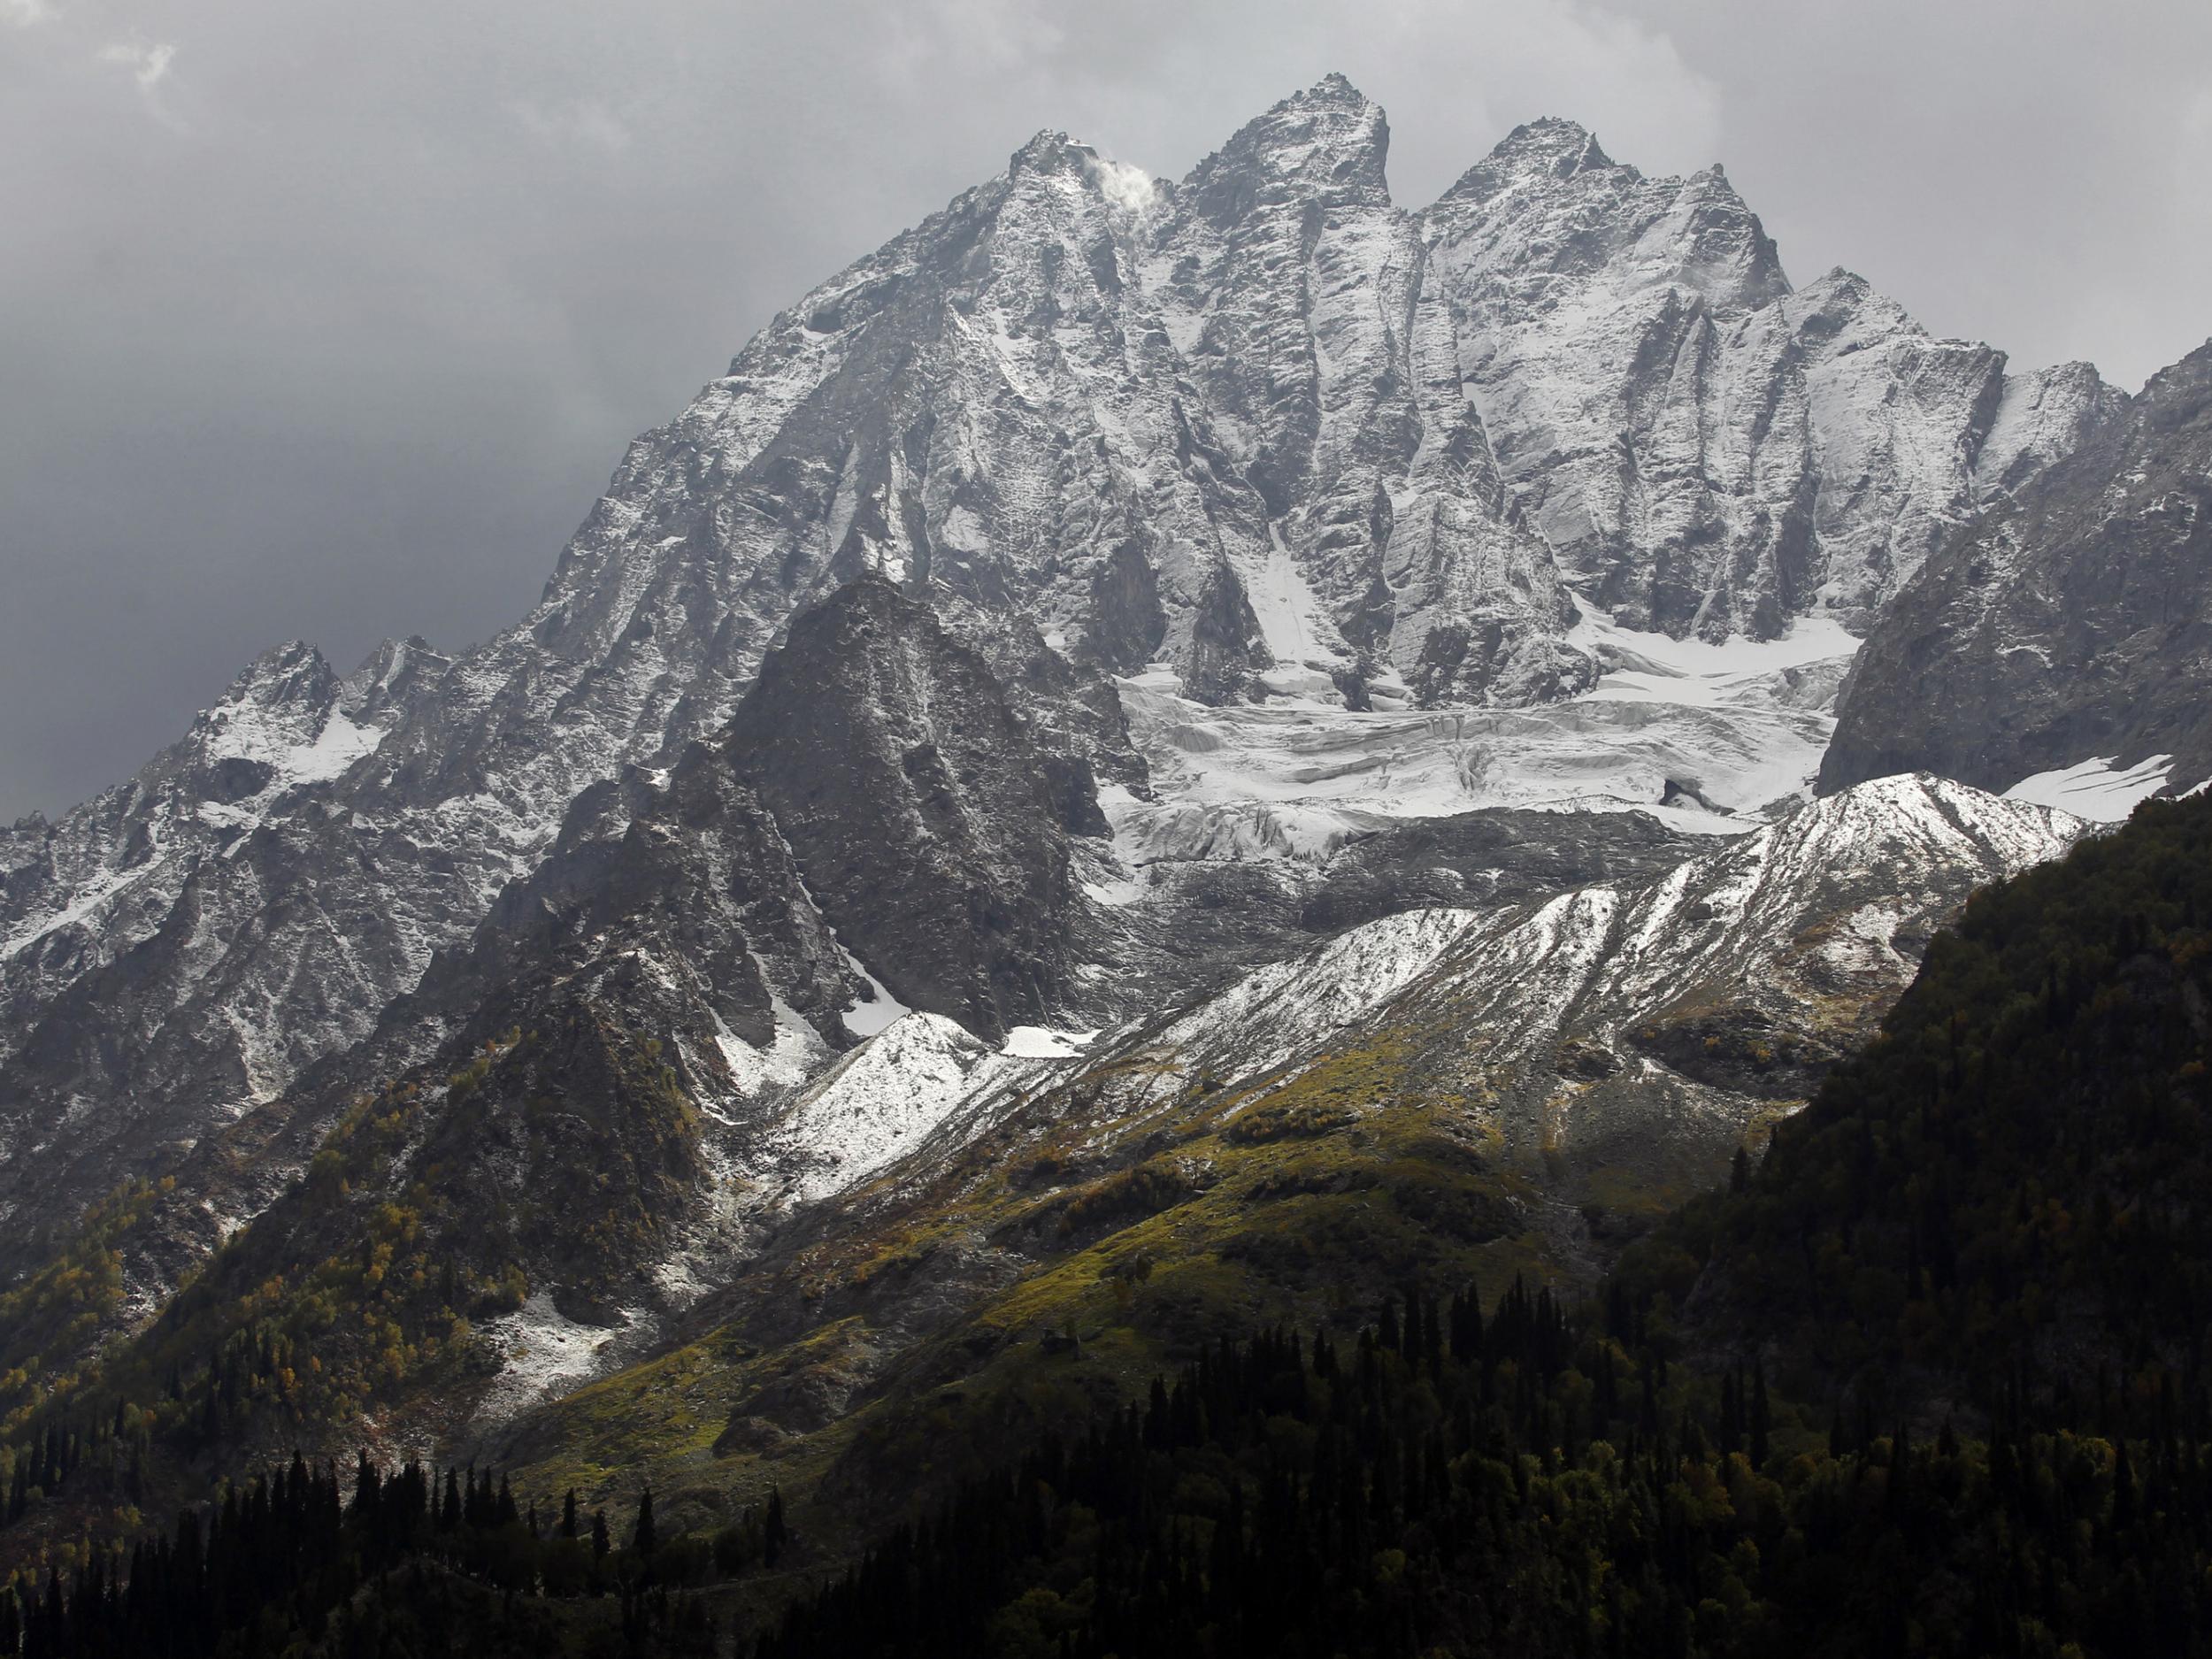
1824,341,2212,802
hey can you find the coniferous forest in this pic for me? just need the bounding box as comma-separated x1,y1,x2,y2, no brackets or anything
11,791,2212,1656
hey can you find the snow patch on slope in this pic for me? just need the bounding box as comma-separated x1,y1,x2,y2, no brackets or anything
1243,519,1356,699
772,1013,997,1202
1156,904,1477,1084
0,851,161,964
2003,755,2172,822
1565,599,1860,710
766,1010,1101,1205
1102,775,2087,1113
1002,1025,1099,1059
204,701,387,787
837,963,911,1037
1115,602,1854,856
710,988,829,1096
472,1293,634,1423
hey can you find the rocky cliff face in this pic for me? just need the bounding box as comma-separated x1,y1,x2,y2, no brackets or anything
1423,123,2119,641
0,641,449,1258
724,577,1124,1041
1823,343,2212,799
0,76,2121,1290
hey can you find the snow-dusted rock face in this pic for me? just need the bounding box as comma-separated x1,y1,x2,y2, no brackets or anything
529,772,2079,1454
1109,774,2082,1105
1422,124,2121,642
1824,342,2212,800
0,639,460,1241
0,76,2117,1276
880,775,2089,1239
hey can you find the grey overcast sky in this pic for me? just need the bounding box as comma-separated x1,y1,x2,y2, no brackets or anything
4,0,2209,821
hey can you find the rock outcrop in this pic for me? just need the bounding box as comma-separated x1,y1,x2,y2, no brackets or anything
1823,343,2212,798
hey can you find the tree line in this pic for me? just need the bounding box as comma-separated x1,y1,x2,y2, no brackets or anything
0,1449,784,1657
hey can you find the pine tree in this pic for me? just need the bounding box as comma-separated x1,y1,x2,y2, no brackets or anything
592,1509,611,1560
765,1486,787,1566
632,1486,657,1556
1750,1362,1771,1468
562,1487,580,1540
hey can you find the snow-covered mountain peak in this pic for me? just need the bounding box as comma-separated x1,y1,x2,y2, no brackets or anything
1824,337,2211,798
214,638,338,715
340,634,452,724
991,132,1164,237
0,82,2132,1305
1436,116,1617,204
1182,73,1391,215
189,641,388,803
1002,131,1156,205
1007,127,1077,169
1425,113,1784,311
1727,772,2085,894
1784,266,1917,345
2141,336,2212,398
1303,69,1370,106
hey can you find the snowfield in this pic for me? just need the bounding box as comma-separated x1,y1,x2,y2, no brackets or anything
2003,755,2173,822
1109,597,1861,871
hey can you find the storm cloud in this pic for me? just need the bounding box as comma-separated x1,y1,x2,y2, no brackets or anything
4,0,2208,818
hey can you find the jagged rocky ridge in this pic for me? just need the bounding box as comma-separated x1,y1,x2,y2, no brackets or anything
809,772,2085,1253
157,584,1141,1279
1824,342,2212,802
0,79,2126,1279
48,580,1150,1422
0,67,2174,1481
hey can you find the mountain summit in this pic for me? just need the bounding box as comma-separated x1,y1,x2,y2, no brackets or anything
0,79,2149,1432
